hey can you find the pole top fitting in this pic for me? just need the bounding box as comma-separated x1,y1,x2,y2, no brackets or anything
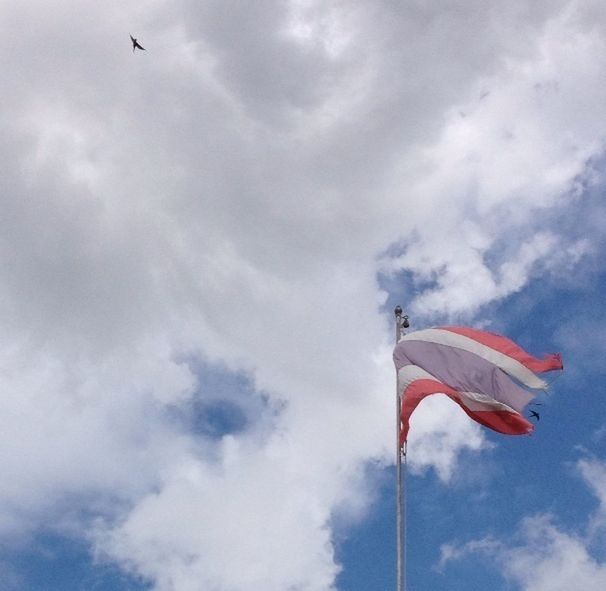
394,305,410,329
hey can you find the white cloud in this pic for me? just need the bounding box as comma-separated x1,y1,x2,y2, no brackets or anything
1,1,606,589
504,515,606,591
439,457,606,590
94,439,342,591
405,396,487,482
578,459,606,536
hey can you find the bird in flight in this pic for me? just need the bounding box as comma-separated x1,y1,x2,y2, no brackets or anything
529,410,540,421
130,34,146,52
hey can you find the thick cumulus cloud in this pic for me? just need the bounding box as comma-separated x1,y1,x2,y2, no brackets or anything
1,0,606,589
439,458,606,591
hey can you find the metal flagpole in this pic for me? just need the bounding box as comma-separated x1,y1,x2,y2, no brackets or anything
394,306,409,591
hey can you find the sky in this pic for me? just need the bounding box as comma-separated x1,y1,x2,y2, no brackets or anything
1,1,605,589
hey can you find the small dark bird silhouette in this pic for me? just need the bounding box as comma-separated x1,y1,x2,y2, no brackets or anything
529,410,540,421
130,34,146,52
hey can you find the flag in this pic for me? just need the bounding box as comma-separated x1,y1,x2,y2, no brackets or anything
393,326,563,445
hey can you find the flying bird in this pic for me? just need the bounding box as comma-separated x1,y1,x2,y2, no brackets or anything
130,34,146,52
529,410,540,421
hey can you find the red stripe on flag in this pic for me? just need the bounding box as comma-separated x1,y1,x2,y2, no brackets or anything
400,378,533,445
440,327,563,373
455,406,534,437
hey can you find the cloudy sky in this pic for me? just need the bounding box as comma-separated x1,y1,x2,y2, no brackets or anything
1,1,605,589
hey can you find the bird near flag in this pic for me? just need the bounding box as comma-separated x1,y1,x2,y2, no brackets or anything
393,327,563,445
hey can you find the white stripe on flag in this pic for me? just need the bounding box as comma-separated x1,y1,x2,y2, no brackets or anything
457,391,517,413
397,364,437,395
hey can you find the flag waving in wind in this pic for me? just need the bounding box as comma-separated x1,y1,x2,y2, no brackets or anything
393,327,563,445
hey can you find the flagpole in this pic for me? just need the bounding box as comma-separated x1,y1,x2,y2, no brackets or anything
394,306,408,591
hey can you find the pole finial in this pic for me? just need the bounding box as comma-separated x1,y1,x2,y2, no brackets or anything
395,305,403,318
